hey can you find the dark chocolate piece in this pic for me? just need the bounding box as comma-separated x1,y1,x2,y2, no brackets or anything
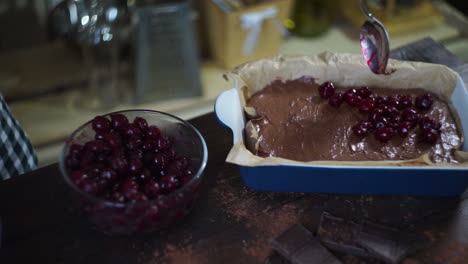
317,212,376,259
271,224,342,264
356,221,428,264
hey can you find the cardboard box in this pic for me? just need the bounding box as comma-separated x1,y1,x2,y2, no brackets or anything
205,0,293,69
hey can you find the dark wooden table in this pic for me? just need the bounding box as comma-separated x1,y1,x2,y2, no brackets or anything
0,113,467,264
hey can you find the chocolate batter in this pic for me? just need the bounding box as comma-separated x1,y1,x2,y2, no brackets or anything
246,76,461,163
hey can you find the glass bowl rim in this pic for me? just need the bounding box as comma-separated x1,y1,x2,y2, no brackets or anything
59,109,208,208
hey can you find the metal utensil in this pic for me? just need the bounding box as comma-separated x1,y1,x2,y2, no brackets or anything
359,0,390,74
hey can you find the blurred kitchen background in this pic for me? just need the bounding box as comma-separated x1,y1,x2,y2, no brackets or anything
0,0,467,167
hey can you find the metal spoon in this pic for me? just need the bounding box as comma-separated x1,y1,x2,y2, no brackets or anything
359,0,390,74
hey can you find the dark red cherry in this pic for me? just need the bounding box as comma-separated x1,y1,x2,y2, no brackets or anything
401,108,420,124
70,170,89,186
100,168,118,183
384,106,400,118
152,152,169,169
399,95,413,109
358,87,373,98
143,180,161,198
415,94,434,110
123,124,141,137
419,116,439,130
133,117,149,131
126,136,143,150
318,82,335,99
110,114,129,131
397,122,412,138
375,96,387,105
128,149,143,160
373,116,389,129
95,132,105,140
120,178,139,199
328,93,343,108
128,158,143,174
352,121,373,137
103,132,122,148
387,94,402,108
142,139,157,152
92,116,111,133
111,191,126,203
157,136,172,150
136,168,152,184
375,127,394,143
85,140,109,153
160,176,180,193
344,93,362,107
109,155,128,173
422,128,439,144
146,126,161,139
358,98,376,113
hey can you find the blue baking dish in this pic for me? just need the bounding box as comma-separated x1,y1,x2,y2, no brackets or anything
215,77,468,197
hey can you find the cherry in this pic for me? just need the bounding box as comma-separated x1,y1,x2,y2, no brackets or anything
343,89,361,107
120,178,139,200
399,95,413,109
152,152,169,169
375,96,387,105
358,98,376,113
109,154,128,173
383,106,400,118
157,136,172,151
136,168,152,183
422,128,439,144
100,168,118,183
110,114,129,131
79,151,96,170
92,116,111,133
70,170,89,186
318,82,335,99
375,127,394,143
415,94,434,110
387,94,402,108
165,160,186,177
328,93,343,108
134,117,149,131
160,176,180,194
104,132,122,148
85,140,109,153
81,178,107,195
142,139,157,152
352,121,373,137
401,108,420,125
123,124,141,137
419,116,440,130
111,191,126,203
95,132,105,140
128,158,143,174
358,87,373,98
146,126,161,139
143,180,161,198
397,122,412,138
373,116,389,129
126,136,143,150
128,149,143,160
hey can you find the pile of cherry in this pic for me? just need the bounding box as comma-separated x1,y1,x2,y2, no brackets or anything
319,82,441,143
65,114,194,203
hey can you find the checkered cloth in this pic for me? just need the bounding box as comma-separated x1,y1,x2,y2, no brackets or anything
0,95,37,180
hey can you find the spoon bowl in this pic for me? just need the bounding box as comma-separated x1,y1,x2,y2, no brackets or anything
359,0,390,74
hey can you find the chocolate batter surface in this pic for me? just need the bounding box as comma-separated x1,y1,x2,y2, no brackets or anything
246,76,461,163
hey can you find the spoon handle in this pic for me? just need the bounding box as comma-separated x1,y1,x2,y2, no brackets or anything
359,0,375,22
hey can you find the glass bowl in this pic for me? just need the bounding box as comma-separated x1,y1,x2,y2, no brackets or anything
59,109,208,235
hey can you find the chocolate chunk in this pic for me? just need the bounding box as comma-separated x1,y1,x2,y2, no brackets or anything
270,224,341,264
356,221,428,264
317,212,376,259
